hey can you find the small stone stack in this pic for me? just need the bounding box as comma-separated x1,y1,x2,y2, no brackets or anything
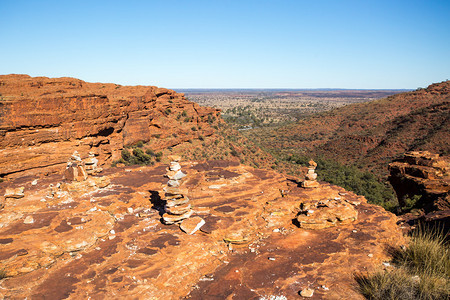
162,157,193,224
301,160,320,188
63,151,88,182
84,152,102,175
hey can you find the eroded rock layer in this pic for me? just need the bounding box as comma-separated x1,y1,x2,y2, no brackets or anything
0,161,404,299
389,151,449,228
0,75,220,178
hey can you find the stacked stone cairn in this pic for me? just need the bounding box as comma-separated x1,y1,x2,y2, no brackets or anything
63,151,88,182
84,152,102,175
301,160,320,188
162,158,193,224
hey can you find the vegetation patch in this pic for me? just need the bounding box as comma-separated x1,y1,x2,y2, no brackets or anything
112,142,158,166
356,225,450,300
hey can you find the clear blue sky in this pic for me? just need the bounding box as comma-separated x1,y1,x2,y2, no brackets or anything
1,0,449,89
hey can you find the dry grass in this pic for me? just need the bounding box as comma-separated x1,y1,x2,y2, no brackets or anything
356,225,450,300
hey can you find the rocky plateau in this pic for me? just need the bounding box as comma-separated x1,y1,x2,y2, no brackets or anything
0,75,407,299
0,159,404,299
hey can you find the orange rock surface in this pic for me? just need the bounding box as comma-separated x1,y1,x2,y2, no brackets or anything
0,75,220,179
0,161,405,299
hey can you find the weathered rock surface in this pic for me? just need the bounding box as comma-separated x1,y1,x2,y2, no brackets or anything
389,151,449,228
296,197,358,229
0,75,220,178
389,151,449,209
0,161,404,299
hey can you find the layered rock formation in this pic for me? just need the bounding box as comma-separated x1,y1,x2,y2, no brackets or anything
0,161,404,299
389,151,449,227
0,75,220,179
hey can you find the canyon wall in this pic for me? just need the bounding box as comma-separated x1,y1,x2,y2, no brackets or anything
0,75,220,178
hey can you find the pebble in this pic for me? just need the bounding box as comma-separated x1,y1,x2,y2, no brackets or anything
31,179,38,186
352,229,357,233
268,257,276,261
368,253,373,258
127,207,133,214
300,288,314,298
23,216,34,224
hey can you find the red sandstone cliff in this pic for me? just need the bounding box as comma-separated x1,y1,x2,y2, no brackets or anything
0,75,220,178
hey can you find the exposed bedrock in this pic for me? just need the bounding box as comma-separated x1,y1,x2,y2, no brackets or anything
0,75,220,178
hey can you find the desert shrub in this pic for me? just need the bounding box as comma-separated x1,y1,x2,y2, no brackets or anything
356,268,418,300
155,151,163,162
181,110,187,117
391,226,449,278
113,147,154,166
402,195,423,212
356,225,450,300
164,108,171,115
0,269,6,279
135,141,144,148
146,149,155,156
132,148,151,165
191,126,197,131
121,149,132,161
0,178,3,183
198,135,204,141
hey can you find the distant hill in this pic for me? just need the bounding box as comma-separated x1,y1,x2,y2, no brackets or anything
247,80,450,177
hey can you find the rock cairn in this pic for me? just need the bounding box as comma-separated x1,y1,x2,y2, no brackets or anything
63,151,88,182
301,160,320,188
162,157,193,224
84,152,102,175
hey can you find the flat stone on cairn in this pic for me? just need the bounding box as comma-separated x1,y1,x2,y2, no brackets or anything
301,160,320,188
162,159,194,225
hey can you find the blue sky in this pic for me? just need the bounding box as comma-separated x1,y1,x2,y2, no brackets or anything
1,0,449,89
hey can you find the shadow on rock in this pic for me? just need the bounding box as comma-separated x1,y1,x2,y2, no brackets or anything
149,190,165,217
